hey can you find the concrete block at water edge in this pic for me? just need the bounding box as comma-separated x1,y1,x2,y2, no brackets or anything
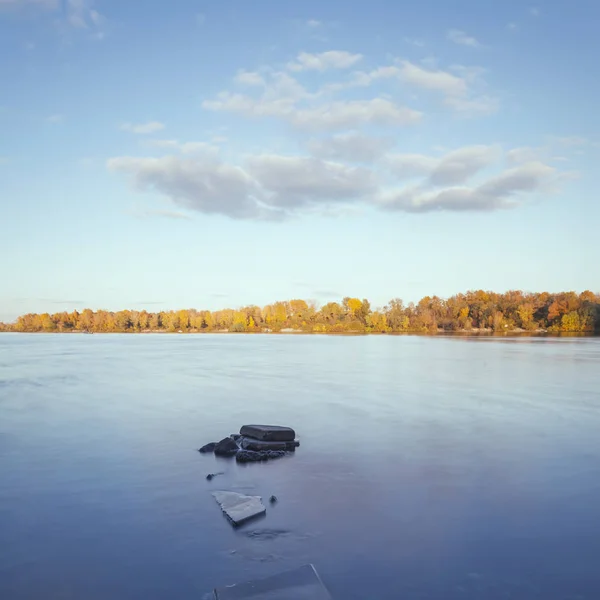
212,491,266,526
239,425,296,442
213,564,332,600
240,437,299,451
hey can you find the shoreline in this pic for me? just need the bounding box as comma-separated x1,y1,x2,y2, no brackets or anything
1,330,597,337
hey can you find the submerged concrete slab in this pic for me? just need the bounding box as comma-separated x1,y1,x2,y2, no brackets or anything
213,564,332,600
212,491,266,526
240,425,296,442
239,437,299,452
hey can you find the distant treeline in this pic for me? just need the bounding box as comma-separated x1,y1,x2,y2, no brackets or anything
1,291,599,334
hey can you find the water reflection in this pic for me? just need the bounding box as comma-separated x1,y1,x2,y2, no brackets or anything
0,334,599,599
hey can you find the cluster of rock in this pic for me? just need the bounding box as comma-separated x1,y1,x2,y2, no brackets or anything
199,425,299,463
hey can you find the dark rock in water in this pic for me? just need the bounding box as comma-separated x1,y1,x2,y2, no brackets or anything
214,437,239,457
240,437,299,452
240,424,296,442
236,450,285,463
240,437,286,451
206,472,224,481
199,442,217,453
236,450,261,463
269,495,278,504
267,451,285,459
230,434,242,441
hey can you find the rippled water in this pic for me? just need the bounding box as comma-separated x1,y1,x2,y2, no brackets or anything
1,333,599,600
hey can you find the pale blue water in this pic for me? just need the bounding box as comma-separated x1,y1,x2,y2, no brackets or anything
0,333,599,600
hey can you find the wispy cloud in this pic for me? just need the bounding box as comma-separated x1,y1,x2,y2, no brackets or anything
120,121,165,134
287,51,363,72
145,139,219,155
108,143,563,220
46,113,64,123
447,29,481,48
306,19,321,28
529,7,540,17
65,0,103,29
380,161,557,213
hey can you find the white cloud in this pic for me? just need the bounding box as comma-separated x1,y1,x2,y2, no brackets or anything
291,99,422,130
444,94,500,116
507,137,594,165
381,161,555,212
203,71,307,118
341,62,468,97
196,13,205,25
145,139,219,155
506,146,544,164
121,121,165,134
507,22,518,32
108,155,265,220
287,50,362,72
389,145,501,184
65,0,105,30
447,29,481,48
306,19,321,27
307,132,394,162
109,144,564,219
397,60,467,96
234,70,266,86
549,135,589,147
247,155,377,208
323,60,498,116
46,113,64,123
529,7,540,17
204,70,421,131
108,153,378,219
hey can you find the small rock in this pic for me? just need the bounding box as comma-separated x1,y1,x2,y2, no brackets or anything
236,449,286,463
206,473,214,481
198,442,217,453
214,437,239,457
269,495,277,504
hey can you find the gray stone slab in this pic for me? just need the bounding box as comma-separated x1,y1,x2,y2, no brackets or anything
213,564,332,600
239,425,296,442
239,437,299,451
212,491,266,526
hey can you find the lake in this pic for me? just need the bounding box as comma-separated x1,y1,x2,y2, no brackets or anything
1,333,599,600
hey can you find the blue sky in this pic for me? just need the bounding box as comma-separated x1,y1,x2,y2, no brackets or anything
1,0,599,321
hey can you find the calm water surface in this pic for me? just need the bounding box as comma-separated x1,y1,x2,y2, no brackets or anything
0,334,599,599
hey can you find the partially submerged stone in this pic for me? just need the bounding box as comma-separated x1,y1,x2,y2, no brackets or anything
199,442,217,453
212,491,266,526
214,437,239,457
240,436,299,452
236,450,285,463
213,564,332,600
240,424,296,442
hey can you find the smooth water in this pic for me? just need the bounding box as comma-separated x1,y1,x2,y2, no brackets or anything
1,334,599,600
